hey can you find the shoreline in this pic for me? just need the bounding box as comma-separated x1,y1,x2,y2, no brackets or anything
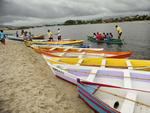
0,40,93,113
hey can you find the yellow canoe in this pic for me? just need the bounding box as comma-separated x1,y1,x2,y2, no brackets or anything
25,40,84,46
32,35,44,39
46,57,150,71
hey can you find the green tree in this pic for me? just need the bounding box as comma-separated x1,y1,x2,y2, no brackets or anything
64,20,76,25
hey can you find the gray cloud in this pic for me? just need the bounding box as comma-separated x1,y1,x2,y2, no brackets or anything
0,0,150,26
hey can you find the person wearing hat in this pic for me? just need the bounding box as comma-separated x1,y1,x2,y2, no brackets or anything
115,25,123,39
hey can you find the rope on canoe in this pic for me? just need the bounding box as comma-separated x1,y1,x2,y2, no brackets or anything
98,89,150,108
84,85,150,108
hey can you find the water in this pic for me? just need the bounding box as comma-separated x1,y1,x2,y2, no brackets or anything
14,21,150,59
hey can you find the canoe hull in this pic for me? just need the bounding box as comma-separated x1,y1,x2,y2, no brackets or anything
25,40,84,46
77,82,120,113
44,61,150,88
35,48,132,58
77,81,150,113
47,58,150,71
7,35,24,41
43,54,150,113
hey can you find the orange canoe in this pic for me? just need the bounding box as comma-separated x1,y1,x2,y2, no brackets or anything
33,47,133,58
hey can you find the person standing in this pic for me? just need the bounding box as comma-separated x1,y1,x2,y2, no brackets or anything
21,29,24,36
28,32,32,41
115,25,123,39
57,28,61,41
16,31,19,37
24,31,28,40
48,30,53,41
0,30,6,45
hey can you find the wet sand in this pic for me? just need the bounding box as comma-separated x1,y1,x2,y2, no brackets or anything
0,40,93,113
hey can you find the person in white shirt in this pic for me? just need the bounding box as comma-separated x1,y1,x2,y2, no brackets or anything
57,28,61,41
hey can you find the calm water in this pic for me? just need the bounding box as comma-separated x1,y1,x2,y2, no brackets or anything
13,21,150,59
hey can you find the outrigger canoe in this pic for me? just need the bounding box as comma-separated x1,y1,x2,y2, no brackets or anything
30,43,90,48
42,57,150,113
45,57,150,71
25,40,84,46
34,47,132,58
31,46,103,52
7,35,24,41
88,36,124,45
43,59,150,86
7,35,44,41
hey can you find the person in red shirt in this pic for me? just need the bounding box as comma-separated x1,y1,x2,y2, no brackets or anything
96,32,103,40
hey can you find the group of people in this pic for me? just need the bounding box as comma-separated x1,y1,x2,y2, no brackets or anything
18,30,32,41
0,30,6,45
15,28,62,42
93,32,113,41
1,25,122,45
92,25,123,40
47,28,61,41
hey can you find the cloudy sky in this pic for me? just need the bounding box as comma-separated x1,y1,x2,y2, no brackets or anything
0,0,150,26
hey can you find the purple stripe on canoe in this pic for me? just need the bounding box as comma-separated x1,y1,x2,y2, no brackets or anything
131,72,150,82
96,70,124,80
97,70,124,77
68,69,91,76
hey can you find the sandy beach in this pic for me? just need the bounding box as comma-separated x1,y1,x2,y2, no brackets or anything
0,40,93,113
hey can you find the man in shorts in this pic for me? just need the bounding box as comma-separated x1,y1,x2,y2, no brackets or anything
115,25,123,39
48,30,53,41
57,28,61,41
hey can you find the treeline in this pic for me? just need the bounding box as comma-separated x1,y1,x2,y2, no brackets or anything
64,15,150,25
2,14,150,30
